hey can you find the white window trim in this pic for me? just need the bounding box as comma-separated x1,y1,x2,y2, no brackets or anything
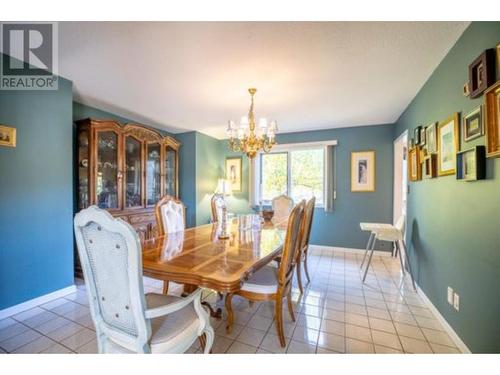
250,140,338,208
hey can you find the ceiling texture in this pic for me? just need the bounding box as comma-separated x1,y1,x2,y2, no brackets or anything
59,22,469,139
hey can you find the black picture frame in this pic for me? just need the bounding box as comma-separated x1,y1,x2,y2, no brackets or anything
468,49,495,99
456,146,486,181
414,126,422,146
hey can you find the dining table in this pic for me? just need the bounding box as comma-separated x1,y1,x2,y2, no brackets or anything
141,217,287,318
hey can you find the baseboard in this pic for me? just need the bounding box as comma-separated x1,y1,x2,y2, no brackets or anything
310,244,392,257
416,284,471,354
0,284,77,320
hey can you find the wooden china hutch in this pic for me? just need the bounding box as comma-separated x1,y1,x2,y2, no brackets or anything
76,118,180,243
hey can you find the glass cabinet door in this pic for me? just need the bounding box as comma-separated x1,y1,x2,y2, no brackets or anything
124,136,142,207
146,143,161,206
165,146,177,197
77,129,89,209
96,131,119,209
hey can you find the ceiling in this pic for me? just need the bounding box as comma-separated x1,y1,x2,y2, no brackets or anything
59,22,469,139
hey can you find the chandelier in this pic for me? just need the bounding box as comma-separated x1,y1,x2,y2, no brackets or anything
227,88,277,159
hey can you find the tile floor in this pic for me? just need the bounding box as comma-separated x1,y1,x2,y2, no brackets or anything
0,247,461,354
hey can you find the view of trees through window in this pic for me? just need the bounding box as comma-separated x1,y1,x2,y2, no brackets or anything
260,148,324,205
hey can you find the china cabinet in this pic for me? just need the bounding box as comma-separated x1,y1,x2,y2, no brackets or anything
76,118,180,242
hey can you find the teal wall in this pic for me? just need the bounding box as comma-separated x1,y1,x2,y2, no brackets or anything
175,131,197,227
0,55,75,309
218,124,395,251
393,22,500,353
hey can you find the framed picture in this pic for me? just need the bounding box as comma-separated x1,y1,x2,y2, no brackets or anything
497,43,500,79
423,154,437,179
351,151,375,192
485,80,500,158
425,122,437,153
414,126,422,146
225,157,242,192
419,126,426,147
456,146,486,181
0,125,16,148
462,105,484,142
468,49,495,98
437,113,460,176
408,147,421,182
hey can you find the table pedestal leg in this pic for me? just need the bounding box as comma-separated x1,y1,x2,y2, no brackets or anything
183,284,223,319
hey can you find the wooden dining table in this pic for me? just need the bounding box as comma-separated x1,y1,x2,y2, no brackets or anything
141,218,287,317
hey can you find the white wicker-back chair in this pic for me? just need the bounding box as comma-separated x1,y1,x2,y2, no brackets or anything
74,206,213,354
272,195,294,224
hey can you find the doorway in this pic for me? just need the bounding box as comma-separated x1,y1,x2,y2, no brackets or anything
393,130,408,226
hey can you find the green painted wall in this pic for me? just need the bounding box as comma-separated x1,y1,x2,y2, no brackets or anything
175,131,197,227
394,21,500,353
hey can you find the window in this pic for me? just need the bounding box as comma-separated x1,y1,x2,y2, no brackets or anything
259,147,325,206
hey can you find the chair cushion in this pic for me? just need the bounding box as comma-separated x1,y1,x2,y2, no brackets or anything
146,293,200,345
241,266,279,294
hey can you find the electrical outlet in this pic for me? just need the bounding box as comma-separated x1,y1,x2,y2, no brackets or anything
447,287,454,305
453,293,460,311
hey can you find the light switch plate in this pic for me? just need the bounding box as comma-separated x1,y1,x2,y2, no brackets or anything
447,287,454,305
453,293,460,311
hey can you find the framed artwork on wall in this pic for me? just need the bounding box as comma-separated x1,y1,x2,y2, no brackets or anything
456,146,486,181
225,156,242,192
0,125,16,148
437,113,460,176
414,126,422,146
462,105,484,142
425,122,438,153
419,126,426,147
468,49,495,98
350,151,375,192
408,147,421,182
484,80,500,158
423,154,437,179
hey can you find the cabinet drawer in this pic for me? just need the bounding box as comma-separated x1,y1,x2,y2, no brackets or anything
129,213,156,225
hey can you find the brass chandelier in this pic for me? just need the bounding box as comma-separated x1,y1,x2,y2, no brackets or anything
226,88,277,159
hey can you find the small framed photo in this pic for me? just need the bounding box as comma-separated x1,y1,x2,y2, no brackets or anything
225,157,242,192
408,147,422,182
0,125,16,148
423,154,437,179
437,113,460,176
456,146,486,181
414,126,422,146
419,126,426,147
462,105,484,142
425,122,437,153
485,81,500,157
468,49,495,98
351,151,375,192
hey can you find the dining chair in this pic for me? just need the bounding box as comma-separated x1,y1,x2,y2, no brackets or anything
225,201,305,347
271,195,294,224
74,206,214,354
210,193,226,223
155,195,186,236
361,214,416,291
295,197,316,294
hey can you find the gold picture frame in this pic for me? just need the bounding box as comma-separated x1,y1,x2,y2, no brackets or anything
0,125,16,148
485,80,500,158
437,113,460,176
350,151,375,192
408,147,422,181
225,156,242,192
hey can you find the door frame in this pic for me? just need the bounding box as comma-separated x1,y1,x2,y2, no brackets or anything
393,130,408,227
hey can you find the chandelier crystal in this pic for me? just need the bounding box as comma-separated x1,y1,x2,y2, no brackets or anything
227,88,277,159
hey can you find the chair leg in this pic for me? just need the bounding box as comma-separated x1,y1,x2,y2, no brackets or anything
225,293,234,334
362,238,376,282
296,260,304,294
303,252,311,284
286,289,296,322
401,240,417,291
198,333,206,351
274,293,286,347
162,281,169,295
360,232,375,270
202,326,214,354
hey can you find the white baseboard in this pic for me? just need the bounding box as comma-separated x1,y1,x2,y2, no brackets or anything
310,244,392,257
416,285,471,354
0,284,77,320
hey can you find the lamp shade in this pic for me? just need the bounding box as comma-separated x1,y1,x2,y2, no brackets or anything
215,179,232,196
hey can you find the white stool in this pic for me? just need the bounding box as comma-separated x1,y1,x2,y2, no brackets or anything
359,216,416,291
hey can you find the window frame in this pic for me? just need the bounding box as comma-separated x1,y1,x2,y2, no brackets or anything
257,144,327,207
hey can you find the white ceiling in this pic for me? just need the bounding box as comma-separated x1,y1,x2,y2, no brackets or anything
59,22,469,139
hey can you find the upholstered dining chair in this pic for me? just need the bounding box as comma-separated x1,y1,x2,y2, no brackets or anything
271,195,294,224
210,193,226,223
155,195,186,236
225,201,305,347
74,206,214,354
295,197,316,294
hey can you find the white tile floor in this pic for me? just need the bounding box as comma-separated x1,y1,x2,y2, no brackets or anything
0,247,461,354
